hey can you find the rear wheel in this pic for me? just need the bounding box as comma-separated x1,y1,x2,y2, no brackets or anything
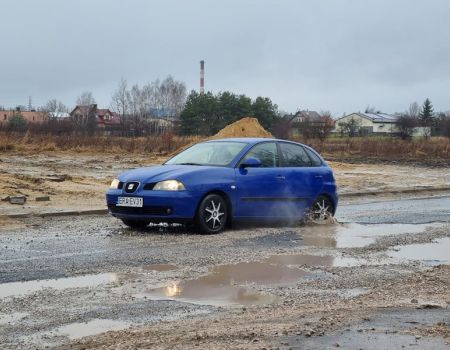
121,219,150,229
306,195,334,225
196,194,228,234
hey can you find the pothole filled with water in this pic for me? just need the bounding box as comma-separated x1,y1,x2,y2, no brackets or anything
302,223,441,248
389,237,450,265
140,261,317,306
0,273,117,299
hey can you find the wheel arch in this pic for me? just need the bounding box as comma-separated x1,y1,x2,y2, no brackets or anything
314,193,336,215
196,189,233,226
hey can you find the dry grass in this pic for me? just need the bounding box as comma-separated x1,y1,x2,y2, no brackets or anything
299,136,450,164
0,132,201,154
1,132,449,164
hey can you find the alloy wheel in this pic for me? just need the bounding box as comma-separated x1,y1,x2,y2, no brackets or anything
307,196,334,225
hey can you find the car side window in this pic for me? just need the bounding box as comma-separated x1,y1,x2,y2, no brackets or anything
304,147,323,166
242,142,278,167
279,142,311,167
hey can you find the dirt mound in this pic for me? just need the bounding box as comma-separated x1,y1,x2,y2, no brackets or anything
168,117,273,157
212,117,273,139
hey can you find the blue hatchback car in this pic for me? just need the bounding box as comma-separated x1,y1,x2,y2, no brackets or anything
106,138,338,233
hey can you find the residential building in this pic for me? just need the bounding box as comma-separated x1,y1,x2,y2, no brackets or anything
69,104,121,129
288,110,324,137
0,109,48,126
334,112,399,135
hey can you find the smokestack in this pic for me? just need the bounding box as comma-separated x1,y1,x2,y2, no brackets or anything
200,60,205,93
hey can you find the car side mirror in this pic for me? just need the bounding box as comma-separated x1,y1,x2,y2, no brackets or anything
240,157,262,168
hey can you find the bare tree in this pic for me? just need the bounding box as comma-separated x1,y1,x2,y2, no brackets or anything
408,102,420,118
128,84,148,136
76,91,96,106
109,76,186,136
110,78,130,136
74,92,97,134
41,99,68,119
158,76,187,117
338,117,361,137
397,114,418,139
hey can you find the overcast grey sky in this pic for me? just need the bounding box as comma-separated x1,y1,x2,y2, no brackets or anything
1,0,449,115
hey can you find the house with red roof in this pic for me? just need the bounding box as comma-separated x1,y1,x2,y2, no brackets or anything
69,104,121,130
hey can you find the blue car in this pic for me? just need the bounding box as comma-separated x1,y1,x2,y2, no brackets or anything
106,138,338,234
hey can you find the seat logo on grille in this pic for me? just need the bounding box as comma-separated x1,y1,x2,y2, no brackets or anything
125,182,139,193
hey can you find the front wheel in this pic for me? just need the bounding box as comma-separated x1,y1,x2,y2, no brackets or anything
306,195,334,225
121,219,150,229
196,194,228,234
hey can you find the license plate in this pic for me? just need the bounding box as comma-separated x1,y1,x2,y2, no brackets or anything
116,197,143,207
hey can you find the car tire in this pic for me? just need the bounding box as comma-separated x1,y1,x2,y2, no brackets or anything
306,195,334,225
196,194,228,234
121,219,150,229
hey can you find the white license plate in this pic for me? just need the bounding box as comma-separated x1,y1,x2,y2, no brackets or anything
116,197,143,207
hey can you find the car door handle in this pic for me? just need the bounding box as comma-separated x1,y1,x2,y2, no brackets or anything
276,175,286,180
314,175,323,179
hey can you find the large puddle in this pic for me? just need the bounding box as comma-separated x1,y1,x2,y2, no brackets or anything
302,223,440,248
389,237,450,265
138,223,441,306
140,253,361,306
141,261,318,306
0,273,117,299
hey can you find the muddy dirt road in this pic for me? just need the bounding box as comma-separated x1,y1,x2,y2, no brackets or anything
1,196,450,349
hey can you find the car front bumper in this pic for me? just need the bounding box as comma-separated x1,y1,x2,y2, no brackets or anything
106,189,201,222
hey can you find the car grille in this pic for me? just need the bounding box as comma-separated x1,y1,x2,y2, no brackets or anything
108,204,171,216
124,181,140,193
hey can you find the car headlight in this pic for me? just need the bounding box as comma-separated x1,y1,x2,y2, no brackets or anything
153,180,185,191
110,178,120,189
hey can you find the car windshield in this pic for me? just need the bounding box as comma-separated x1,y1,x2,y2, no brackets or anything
165,141,247,166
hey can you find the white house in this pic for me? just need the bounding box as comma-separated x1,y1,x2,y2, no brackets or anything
334,112,399,135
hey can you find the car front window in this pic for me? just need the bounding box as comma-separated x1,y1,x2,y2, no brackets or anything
241,142,279,167
165,141,247,166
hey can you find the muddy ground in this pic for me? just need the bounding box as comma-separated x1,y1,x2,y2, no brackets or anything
1,152,450,217
1,151,450,348
0,195,449,349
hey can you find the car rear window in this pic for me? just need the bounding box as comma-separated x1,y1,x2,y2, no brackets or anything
304,147,323,166
279,142,311,167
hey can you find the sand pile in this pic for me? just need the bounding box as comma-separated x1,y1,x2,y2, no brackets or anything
169,117,273,156
212,117,273,138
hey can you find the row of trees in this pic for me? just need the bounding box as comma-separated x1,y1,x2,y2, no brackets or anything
3,87,450,140
179,91,279,135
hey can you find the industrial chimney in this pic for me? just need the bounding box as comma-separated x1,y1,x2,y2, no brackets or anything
200,60,205,93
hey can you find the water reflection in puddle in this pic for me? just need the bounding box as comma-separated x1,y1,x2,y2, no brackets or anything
0,273,117,299
143,262,312,306
55,319,131,340
389,237,450,265
302,223,439,248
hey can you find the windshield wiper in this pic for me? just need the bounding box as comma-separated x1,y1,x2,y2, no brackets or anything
177,162,203,166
